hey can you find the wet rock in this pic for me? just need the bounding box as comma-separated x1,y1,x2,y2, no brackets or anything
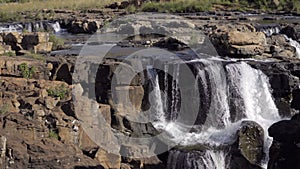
68,20,100,34
268,118,300,169
237,121,264,165
269,120,300,143
280,25,300,41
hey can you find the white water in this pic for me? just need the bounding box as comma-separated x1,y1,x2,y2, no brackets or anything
152,75,166,129
0,21,62,33
260,27,280,37
283,35,300,58
154,60,282,169
51,21,62,33
204,61,231,128
226,62,280,167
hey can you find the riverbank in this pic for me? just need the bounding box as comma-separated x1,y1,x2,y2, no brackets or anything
0,0,299,23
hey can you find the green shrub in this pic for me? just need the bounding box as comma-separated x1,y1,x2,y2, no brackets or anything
49,34,65,50
47,84,69,99
19,63,36,79
49,130,59,139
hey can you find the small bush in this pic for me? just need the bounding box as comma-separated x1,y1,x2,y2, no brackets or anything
47,84,69,99
49,34,65,50
19,63,36,79
49,130,59,139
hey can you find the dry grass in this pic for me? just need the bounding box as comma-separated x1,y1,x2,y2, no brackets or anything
0,0,122,13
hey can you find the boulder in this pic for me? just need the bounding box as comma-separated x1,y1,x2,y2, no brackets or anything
21,32,52,53
237,121,264,165
268,118,300,169
228,31,266,46
269,120,300,143
68,20,100,34
95,149,121,169
228,45,265,57
33,42,53,53
2,32,22,51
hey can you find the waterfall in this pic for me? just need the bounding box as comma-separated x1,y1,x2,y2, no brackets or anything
203,61,230,128
0,21,62,33
167,149,226,169
260,27,280,37
0,23,22,33
146,66,166,128
154,60,281,169
283,35,300,58
49,21,62,33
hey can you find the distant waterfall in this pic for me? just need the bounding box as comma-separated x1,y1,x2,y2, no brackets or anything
154,60,282,169
0,21,62,33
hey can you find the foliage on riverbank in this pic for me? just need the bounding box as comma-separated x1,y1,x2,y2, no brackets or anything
0,0,122,22
140,0,300,13
0,0,299,22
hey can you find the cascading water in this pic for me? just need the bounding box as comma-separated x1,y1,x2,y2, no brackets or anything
151,59,282,169
283,35,300,58
0,21,62,33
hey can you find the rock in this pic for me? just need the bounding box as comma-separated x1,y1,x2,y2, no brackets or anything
228,45,265,57
291,89,300,110
35,109,46,117
95,148,121,169
280,25,299,41
228,31,266,46
113,86,144,116
39,89,48,98
99,104,111,125
22,32,50,45
58,126,73,144
68,20,100,34
268,119,300,169
0,44,12,55
44,97,60,110
269,120,300,143
237,121,264,165
120,144,165,169
2,32,22,51
21,32,52,54
34,42,53,54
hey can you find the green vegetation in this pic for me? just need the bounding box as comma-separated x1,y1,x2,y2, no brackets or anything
0,104,10,116
0,0,299,22
49,130,59,139
140,0,300,13
141,0,213,13
24,53,45,60
47,84,69,99
49,34,65,50
0,51,16,57
19,63,36,79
